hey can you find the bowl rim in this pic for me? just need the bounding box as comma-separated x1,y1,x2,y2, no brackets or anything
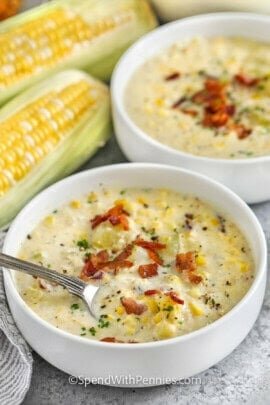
111,12,270,165
3,163,267,349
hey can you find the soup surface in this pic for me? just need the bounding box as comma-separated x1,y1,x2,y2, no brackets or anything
16,187,254,343
125,37,270,159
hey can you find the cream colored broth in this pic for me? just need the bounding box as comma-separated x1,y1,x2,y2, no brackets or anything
125,37,270,159
16,188,254,343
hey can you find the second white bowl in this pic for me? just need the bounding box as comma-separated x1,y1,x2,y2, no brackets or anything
112,13,270,203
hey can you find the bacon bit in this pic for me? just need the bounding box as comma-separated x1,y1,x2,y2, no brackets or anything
90,271,104,280
171,96,187,109
100,337,116,342
176,252,196,272
90,203,129,230
38,278,57,291
134,239,166,251
147,249,163,265
138,263,158,278
80,244,134,279
192,79,225,105
121,297,147,315
176,251,202,284
113,243,133,262
99,244,134,274
232,123,252,140
181,108,198,116
165,291,184,305
234,74,259,87
188,273,203,284
191,78,236,129
165,72,180,81
203,110,229,128
100,260,133,273
144,289,160,296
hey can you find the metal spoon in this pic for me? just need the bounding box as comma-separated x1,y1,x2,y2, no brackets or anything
0,252,100,318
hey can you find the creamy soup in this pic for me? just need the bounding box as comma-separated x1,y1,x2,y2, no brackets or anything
125,37,270,159
16,188,254,343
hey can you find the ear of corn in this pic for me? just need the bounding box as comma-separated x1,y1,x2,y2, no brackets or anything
0,0,157,105
0,70,111,227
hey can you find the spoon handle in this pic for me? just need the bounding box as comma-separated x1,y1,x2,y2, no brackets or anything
0,252,86,298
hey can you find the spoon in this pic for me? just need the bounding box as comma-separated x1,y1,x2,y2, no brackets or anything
0,252,100,318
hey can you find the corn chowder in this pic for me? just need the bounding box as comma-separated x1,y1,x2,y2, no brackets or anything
16,188,254,343
125,37,270,159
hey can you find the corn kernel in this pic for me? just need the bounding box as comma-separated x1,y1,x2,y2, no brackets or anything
43,215,55,226
87,192,97,203
116,306,125,315
153,312,164,324
240,262,250,273
146,298,159,314
211,218,219,226
196,255,206,266
70,200,81,209
189,301,204,316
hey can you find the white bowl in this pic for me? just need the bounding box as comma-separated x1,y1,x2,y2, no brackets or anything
3,164,267,387
111,13,270,204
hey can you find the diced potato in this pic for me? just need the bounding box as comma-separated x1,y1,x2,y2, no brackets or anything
124,315,138,336
156,321,176,339
189,301,204,316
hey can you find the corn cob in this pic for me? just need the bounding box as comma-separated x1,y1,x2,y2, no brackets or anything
0,70,111,227
0,0,157,105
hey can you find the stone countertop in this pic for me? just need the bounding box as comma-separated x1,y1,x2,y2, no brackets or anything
16,1,270,403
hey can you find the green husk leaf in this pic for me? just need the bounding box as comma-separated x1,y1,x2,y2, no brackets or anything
0,0,157,105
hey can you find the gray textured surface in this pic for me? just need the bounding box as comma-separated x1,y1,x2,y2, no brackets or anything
15,1,270,404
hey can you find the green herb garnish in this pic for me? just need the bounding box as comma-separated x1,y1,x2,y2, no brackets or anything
89,327,96,336
98,315,110,328
71,303,80,310
76,239,89,250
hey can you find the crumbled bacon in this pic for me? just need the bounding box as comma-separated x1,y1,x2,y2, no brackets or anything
188,273,203,284
134,239,166,251
38,278,57,291
100,337,124,343
144,289,160,296
138,263,158,278
113,244,134,262
176,252,196,272
135,238,166,266
90,203,129,230
171,96,187,109
100,337,138,343
176,251,202,284
191,78,235,129
232,123,252,140
121,297,147,315
80,245,134,279
147,249,163,265
234,74,259,87
80,250,108,280
165,72,180,81
165,291,184,305
181,108,198,116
